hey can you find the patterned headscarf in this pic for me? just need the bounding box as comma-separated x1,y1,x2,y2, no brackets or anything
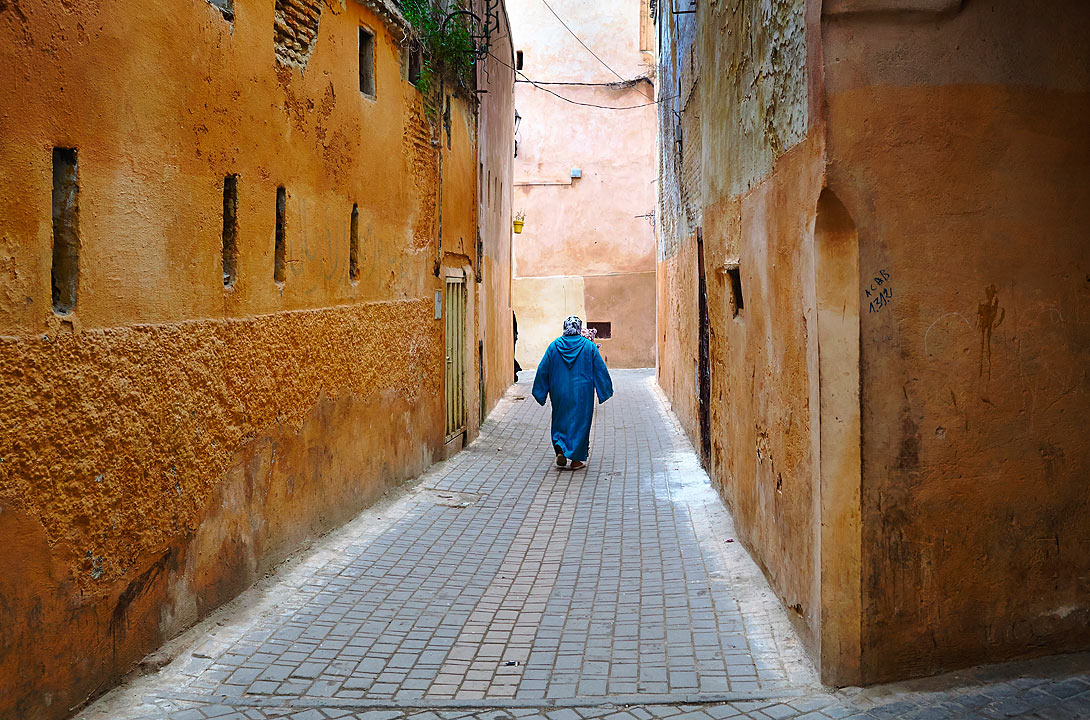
563,315,583,336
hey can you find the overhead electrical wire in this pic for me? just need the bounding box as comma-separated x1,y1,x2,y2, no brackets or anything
515,79,652,88
489,49,672,110
537,0,656,102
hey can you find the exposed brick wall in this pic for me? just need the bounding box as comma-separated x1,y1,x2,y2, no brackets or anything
274,0,323,68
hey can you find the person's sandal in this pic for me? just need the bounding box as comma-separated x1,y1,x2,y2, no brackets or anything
556,453,567,468
570,461,586,470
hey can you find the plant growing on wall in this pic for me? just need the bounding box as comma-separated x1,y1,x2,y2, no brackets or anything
399,0,477,97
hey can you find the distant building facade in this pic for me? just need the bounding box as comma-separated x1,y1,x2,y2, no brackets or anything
509,0,657,370
0,0,513,717
656,0,1090,687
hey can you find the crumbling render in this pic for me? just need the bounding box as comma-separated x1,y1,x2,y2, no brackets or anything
274,0,325,69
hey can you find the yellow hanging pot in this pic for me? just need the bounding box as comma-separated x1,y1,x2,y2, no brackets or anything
513,219,525,234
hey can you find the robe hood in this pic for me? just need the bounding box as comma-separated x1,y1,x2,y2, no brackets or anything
554,335,589,367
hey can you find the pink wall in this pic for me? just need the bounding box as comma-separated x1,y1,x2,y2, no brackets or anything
509,0,658,369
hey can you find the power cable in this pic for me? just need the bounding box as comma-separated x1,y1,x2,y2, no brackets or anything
491,49,671,110
537,0,656,101
515,79,652,88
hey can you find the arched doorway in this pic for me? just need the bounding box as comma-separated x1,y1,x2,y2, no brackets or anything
814,187,863,684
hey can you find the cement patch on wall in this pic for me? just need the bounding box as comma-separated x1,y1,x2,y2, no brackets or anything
512,276,586,370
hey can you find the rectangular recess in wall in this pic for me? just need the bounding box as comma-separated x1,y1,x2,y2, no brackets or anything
51,147,79,314
359,27,376,97
408,43,423,87
725,264,744,318
274,186,286,284
222,174,239,288
349,203,360,283
587,321,611,339
444,96,452,149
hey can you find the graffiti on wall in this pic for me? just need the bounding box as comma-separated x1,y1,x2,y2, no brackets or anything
866,269,892,314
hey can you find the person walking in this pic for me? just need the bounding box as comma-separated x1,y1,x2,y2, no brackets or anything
532,316,613,470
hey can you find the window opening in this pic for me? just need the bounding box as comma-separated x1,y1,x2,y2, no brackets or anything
274,186,287,284
349,203,360,283
476,233,484,283
51,148,79,314
587,322,611,339
408,43,423,87
222,174,239,288
359,27,376,96
516,50,524,70
444,96,452,149
726,264,744,317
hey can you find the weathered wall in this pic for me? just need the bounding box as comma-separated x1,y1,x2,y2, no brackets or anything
658,0,1090,688
655,243,700,443
654,0,699,441
702,138,825,658
509,0,657,369
512,275,586,369
476,0,516,412
583,271,655,367
823,0,1090,682
0,303,441,718
0,0,509,717
656,0,825,666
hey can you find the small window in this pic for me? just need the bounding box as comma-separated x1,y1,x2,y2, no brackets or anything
349,204,360,283
274,186,287,284
222,174,239,288
408,44,422,87
516,50,524,71
587,322,611,339
51,148,79,314
444,96,452,149
726,264,744,318
359,27,376,96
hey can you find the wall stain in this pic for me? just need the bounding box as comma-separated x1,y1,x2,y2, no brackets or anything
895,412,920,471
976,284,1005,379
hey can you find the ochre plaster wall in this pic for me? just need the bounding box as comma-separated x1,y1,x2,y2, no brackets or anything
476,2,516,412
0,303,441,719
657,0,825,670
655,240,700,444
658,0,1090,688
823,0,1090,683
701,138,825,660
0,0,510,717
509,0,657,370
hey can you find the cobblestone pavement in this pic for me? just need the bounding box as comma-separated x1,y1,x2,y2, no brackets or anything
79,371,1090,720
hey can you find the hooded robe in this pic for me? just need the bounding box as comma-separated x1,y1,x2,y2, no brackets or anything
532,335,614,462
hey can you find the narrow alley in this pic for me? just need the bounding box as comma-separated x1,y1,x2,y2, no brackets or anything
80,373,1090,720
3,0,1090,716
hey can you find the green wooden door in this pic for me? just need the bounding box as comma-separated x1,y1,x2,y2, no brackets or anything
445,276,467,439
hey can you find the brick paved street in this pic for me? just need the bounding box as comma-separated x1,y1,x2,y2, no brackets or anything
78,371,1090,720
